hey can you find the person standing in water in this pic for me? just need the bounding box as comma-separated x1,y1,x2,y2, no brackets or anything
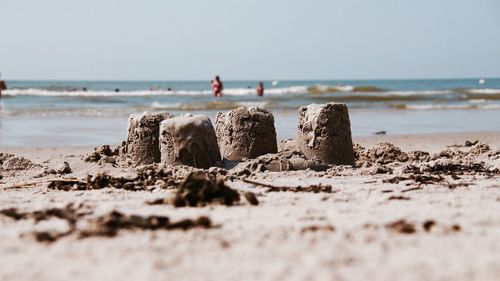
211,75,223,97
256,81,264,97
0,73,6,99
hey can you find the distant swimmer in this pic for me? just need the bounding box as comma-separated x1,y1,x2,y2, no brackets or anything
256,81,264,97
82,87,87,92
211,75,223,98
0,73,6,98
115,88,120,92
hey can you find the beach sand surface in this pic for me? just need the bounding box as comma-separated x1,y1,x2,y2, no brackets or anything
1,132,500,281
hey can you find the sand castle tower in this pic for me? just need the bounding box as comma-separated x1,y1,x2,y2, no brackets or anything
159,114,221,168
126,112,172,165
298,103,354,165
215,107,278,161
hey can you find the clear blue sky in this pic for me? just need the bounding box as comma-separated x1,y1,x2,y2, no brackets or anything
1,0,499,80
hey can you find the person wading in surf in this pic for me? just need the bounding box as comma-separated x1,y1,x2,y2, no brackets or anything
256,81,264,97
0,73,6,99
211,75,223,98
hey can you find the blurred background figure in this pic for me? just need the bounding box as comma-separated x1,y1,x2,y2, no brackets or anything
211,75,223,97
256,81,264,97
0,72,7,98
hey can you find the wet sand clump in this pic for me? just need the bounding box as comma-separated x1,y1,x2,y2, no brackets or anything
354,142,410,166
233,150,331,175
1,153,44,177
83,143,128,166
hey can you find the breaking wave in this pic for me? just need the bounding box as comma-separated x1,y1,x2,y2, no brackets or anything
307,84,385,93
2,86,308,97
388,103,500,110
151,101,269,111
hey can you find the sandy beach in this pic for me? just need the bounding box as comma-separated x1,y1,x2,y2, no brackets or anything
1,131,499,281
2,1,499,280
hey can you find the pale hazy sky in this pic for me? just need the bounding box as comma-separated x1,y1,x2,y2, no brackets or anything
1,0,499,80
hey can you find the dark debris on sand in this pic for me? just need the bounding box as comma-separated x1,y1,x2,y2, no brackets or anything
0,203,92,227
1,204,92,243
387,195,410,200
383,174,445,185
173,172,240,207
79,211,212,238
301,225,335,233
421,160,498,176
1,204,213,243
385,219,461,235
240,178,333,193
385,219,416,234
47,164,204,191
47,174,147,191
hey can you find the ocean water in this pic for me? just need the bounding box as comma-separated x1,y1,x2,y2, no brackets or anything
1,79,500,147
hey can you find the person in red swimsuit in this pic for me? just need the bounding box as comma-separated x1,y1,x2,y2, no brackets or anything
0,80,6,99
256,81,264,97
211,75,223,97
0,72,5,98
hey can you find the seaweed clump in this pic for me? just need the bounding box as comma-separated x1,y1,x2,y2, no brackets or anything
0,206,212,242
173,172,240,207
0,203,91,226
79,211,212,238
47,174,146,191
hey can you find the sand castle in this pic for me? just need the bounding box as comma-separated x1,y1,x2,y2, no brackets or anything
159,114,221,169
298,103,355,165
126,112,172,165
125,103,354,168
215,107,277,161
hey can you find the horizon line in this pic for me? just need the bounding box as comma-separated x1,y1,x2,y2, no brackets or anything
3,77,499,82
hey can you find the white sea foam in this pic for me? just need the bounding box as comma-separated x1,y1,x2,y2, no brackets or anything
403,104,500,110
151,101,268,110
469,99,486,103
313,84,355,92
463,88,500,95
2,86,308,97
383,90,453,96
3,88,170,97
151,102,184,109
481,104,500,109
